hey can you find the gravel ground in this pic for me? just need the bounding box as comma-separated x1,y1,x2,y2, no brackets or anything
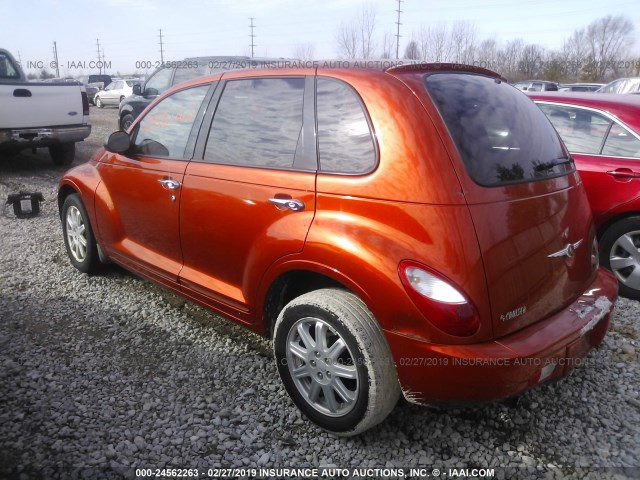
0,107,639,479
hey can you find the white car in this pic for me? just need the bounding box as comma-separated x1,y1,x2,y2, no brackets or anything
95,79,142,108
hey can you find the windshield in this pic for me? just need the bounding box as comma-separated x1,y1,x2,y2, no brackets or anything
425,73,572,186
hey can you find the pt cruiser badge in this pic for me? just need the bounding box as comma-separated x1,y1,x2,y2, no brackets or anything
548,239,583,258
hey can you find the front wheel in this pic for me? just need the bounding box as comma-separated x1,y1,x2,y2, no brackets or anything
274,289,400,436
61,194,101,274
120,113,135,131
95,96,103,108
600,216,640,300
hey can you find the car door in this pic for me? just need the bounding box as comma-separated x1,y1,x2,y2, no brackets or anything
537,102,640,225
95,84,213,286
103,81,119,104
178,74,317,322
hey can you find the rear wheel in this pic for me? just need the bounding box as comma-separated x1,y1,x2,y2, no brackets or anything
49,143,75,166
274,289,400,436
61,194,101,274
600,216,640,300
95,96,103,108
119,95,125,103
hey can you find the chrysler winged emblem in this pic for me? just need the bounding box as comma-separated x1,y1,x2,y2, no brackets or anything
548,239,583,258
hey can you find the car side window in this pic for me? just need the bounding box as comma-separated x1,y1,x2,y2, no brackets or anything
115,81,123,90
145,67,173,96
316,78,376,174
132,85,209,159
203,77,305,169
602,123,640,158
538,104,612,154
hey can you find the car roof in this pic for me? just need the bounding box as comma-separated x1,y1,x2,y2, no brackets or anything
527,91,640,131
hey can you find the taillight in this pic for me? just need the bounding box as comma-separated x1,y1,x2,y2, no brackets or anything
398,260,480,337
81,91,90,116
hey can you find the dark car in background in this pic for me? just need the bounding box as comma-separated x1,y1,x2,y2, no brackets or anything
118,56,277,130
78,74,113,90
530,91,640,299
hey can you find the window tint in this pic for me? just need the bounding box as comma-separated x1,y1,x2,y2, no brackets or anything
537,104,612,154
133,85,209,159
204,78,305,169
425,74,569,186
602,123,640,158
145,67,173,95
316,78,376,174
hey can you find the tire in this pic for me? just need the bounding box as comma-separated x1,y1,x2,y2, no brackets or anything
61,194,101,274
49,143,75,166
119,95,125,103
95,96,103,108
600,216,640,300
120,113,135,131
274,288,400,436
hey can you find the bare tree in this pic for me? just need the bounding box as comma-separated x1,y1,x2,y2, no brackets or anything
336,3,378,59
293,42,316,61
381,32,395,59
497,38,524,80
476,38,499,70
418,24,450,62
584,15,634,80
519,43,546,78
404,40,420,60
450,21,476,65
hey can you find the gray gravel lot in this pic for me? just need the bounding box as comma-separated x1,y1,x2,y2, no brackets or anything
0,106,639,479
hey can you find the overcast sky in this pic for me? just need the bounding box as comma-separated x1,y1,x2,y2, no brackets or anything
1,0,639,76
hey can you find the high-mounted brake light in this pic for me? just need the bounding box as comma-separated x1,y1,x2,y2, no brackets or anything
399,260,480,337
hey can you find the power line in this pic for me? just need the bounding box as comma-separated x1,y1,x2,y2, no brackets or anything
249,18,256,58
395,0,403,59
96,38,102,74
52,41,60,77
159,29,165,63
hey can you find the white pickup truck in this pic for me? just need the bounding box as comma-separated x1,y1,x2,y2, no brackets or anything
0,48,91,166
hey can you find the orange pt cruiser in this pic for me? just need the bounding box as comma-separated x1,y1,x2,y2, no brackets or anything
58,63,618,435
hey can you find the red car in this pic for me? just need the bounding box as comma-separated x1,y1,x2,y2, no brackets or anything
59,64,617,435
530,92,640,300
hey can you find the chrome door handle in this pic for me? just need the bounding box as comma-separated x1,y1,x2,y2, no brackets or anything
157,179,180,190
268,197,305,211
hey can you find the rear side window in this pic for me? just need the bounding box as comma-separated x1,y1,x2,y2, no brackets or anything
425,74,570,186
537,104,612,154
0,52,20,79
204,77,305,169
603,124,640,158
173,63,210,86
316,78,376,174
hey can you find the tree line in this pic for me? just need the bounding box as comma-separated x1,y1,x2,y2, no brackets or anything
334,9,638,83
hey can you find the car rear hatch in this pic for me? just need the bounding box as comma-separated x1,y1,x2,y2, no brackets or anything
415,70,598,338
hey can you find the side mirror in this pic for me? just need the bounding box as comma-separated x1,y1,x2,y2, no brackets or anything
132,84,142,95
145,87,159,97
105,131,130,153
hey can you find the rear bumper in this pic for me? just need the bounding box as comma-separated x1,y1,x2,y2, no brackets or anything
0,125,91,150
386,267,618,404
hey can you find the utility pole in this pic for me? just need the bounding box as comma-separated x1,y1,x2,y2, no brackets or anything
96,38,102,74
249,18,256,58
17,51,22,67
101,48,106,74
52,41,60,77
159,29,165,64
395,0,403,60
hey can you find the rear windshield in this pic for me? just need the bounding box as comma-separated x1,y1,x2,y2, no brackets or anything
425,73,571,186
